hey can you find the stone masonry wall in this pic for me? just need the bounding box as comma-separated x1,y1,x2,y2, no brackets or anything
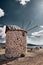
5,30,27,58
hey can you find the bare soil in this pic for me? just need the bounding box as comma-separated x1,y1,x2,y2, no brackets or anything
0,48,43,65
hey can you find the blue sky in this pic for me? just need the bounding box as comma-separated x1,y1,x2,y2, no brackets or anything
0,0,43,45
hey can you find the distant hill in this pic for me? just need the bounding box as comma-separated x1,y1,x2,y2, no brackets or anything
0,43,5,48
27,43,38,46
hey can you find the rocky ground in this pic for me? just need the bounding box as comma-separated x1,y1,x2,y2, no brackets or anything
0,49,43,65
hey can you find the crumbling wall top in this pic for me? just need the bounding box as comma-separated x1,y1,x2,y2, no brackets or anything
5,25,27,33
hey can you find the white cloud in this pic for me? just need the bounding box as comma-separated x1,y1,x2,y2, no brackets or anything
27,25,43,45
2,40,6,43
0,25,6,43
32,30,43,37
40,26,43,28
27,36,43,45
27,36,29,43
0,8,4,17
16,0,30,5
31,25,43,37
27,36,33,43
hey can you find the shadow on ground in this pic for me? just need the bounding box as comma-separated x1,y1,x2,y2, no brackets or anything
0,54,19,65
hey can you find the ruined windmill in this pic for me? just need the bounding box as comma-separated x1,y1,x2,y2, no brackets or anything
5,21,38,58
5,25,27,58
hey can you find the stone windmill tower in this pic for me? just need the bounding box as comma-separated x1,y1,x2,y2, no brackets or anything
5,25,27,58
5,21,38,58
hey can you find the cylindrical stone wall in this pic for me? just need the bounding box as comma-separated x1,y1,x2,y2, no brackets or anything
5,30,27,58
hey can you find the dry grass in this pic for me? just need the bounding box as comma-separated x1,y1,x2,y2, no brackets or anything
0,48,43,65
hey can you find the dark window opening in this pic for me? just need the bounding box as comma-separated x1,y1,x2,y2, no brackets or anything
20,54,25,57
22,32,25,36
17,38,18,40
